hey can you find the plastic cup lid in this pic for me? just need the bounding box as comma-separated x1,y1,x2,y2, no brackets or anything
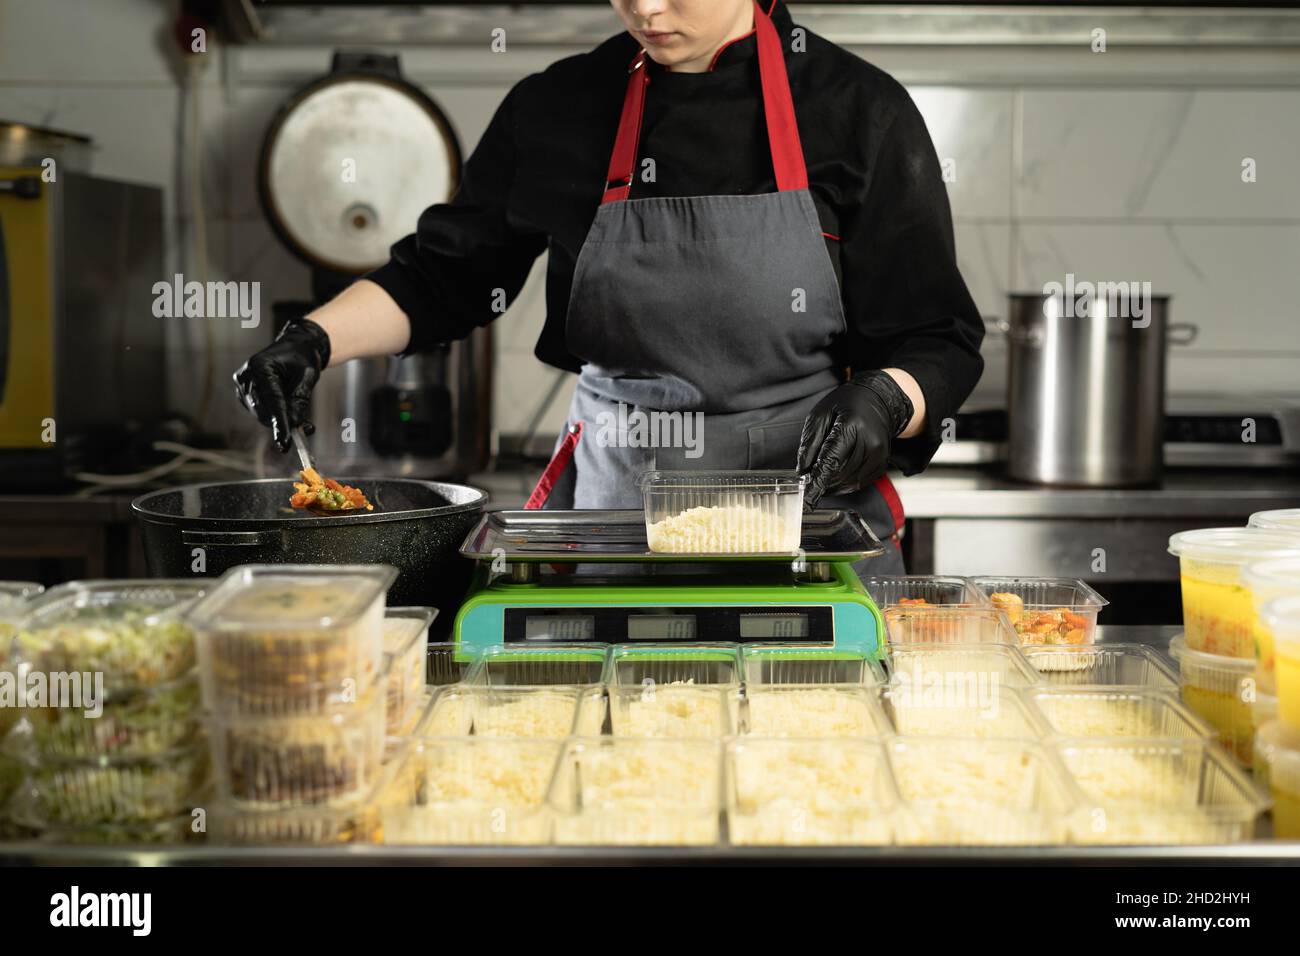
1167,633,1257,670
1167,527,1300,563
1248,509,1300,532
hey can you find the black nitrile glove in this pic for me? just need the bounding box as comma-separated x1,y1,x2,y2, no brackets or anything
233,319,331,453
797,370,914,510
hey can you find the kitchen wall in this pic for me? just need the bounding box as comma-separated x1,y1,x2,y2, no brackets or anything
2,0,1298,451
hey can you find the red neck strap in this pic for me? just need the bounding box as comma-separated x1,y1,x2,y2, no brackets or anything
601,0,807,204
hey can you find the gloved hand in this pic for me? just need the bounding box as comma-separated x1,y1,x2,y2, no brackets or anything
233,319,331,453
797,370,914,510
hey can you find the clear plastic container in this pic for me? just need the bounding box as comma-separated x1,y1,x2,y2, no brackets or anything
885,642,1042,689
33,813,203,846
13,580,207,692
13,742,209,826
549,737,722,846
189,564,396,717
210,793,383,845
1168,529,1300,658
880,606,1018,647
469,643,609,687
864,575,988,609
737,685,889,738
1028,688,1214,739
887,738,1077,845
380,736,560,845
606,684,732,738
740,643,885,685
1169,634,1258,764
1022,643,1178,689
0,580,43,648
880,684,1049,739
426,642,479,687
1244,560,1300,696
725,738,897,845
1248,509,1300,533
1055,737,1270,845
1255,721,1300,838
639,470,805,554
0,750,25,827
610,643,741,687
969,577,1108,647
207,689,385,807
419,685,585,739
24,673,203,759
1263,594,1300,732
383,607,435,736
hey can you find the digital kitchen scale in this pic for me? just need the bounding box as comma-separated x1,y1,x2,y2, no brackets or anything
452,510,888,655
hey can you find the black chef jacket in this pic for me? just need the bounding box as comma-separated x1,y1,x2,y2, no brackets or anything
368,0,985,474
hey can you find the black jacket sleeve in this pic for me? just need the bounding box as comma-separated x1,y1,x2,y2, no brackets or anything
837,85,986,475
366,84,548,354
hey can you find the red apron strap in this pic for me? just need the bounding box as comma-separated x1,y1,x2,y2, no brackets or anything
601,0,806,205
873,474,906,542
525,422,583,510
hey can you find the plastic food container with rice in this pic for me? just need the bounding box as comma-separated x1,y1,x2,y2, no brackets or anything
880,684,1050,739
640,471,805,554
380,736,561,845
1167,529,1300,658
726,738,897,845
417,684,587,739
426,642,480,687
1054,737,1269,845
1022,642,1178,689
609,643,741,687
189,564,395,717
467,643,610,687
969,577,1108,647
740,643,885,685
382,607,436,735
1169,634,1258,764
1255,721,1300,838
879,605,1019,648
549,737,722,846
887,737,1077,845
602,683,732,738
885,642,1042,689
1244,559,1300,697
737,684,889,738
1262,594,1300,732
1028,688,1214,739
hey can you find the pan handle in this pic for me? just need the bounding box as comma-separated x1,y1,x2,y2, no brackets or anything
182,529,281,547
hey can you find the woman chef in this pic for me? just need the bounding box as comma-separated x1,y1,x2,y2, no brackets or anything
235,0,984,573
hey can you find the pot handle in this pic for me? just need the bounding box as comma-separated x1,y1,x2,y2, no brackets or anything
1168,322,1199,346
181,529,281,547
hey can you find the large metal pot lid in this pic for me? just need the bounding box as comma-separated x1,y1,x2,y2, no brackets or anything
258,58,461,274
132,477,487,528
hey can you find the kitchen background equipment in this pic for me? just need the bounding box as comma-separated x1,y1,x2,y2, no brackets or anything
0,121,92,174
453,509,887,651
0,162,164,488
257,50,490,482
1003,292,1197,488
131,477,487,636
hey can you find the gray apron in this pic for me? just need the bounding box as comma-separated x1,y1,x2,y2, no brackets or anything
527,1,905,574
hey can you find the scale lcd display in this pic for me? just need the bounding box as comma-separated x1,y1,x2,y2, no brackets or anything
523,615,595,641
739,614,810,639
626,614,697,641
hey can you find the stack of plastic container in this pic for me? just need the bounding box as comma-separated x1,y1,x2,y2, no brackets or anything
0,582,44,835
1257,595,1300,838
187,565,396,845
1167,528,1300,764
4,580,210,844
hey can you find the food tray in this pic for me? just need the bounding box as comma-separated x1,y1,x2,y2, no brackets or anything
884,642,1042,689
886,738,1077,846
880,685,1049,739
548,737,722,846
725,737,897,846
1022,643,1178,688
383,607,436,735
1054,737,1270,845
189,565,395,717
740,643,885,685
863,575,988,608
468,643,610,687
13,580,207,693
881,606,1018,647
1168,528,1300,658
1169,635,1256,764
969,577,1108,647
1027,688,1214,739
609,643,741,687
206,690,385,808
459,509,885,563
417,685,586,739
640,471,805,554
28,813,202,846
380,736,561,846
737,685,889,737
604,684,732,738
24,673,203,759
